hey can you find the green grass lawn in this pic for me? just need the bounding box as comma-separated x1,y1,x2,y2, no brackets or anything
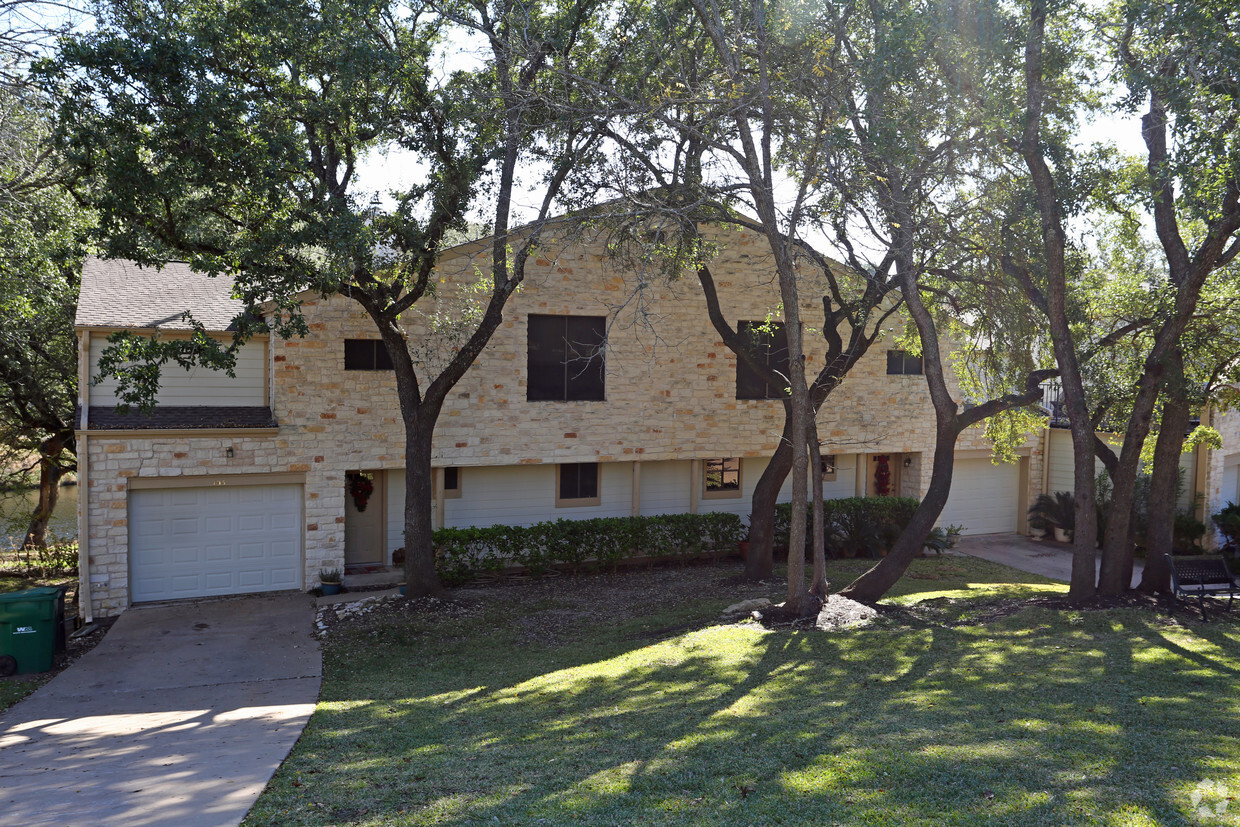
245,557,1240,826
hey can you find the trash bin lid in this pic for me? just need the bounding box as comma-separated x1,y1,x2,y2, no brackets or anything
0,586,64,603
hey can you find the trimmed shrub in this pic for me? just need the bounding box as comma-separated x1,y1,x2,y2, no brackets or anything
432,511,745,585
771,496,921,558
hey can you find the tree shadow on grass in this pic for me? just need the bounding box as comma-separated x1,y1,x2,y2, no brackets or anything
246,598,1240,826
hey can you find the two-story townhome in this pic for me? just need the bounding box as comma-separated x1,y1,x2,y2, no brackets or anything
75,226,1047,618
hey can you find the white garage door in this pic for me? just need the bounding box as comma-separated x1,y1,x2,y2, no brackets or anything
939,458,1019,536
129,484,302,603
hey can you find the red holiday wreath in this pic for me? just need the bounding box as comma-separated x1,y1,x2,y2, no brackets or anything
874,455,892,496
349,473,375,512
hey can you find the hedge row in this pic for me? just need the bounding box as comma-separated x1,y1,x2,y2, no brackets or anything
432,511,746,585
774,496,921,558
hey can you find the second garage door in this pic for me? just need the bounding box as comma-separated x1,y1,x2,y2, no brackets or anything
129,483,302,603
939,457,1020,536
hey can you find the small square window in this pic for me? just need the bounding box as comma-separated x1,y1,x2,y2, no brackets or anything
557,463,600,506
703,457,742,499
821,454,837,481
440,467,461,499
886,350,923,375
345,339,394,371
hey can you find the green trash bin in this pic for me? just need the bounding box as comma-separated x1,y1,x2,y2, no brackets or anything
0,586,65,676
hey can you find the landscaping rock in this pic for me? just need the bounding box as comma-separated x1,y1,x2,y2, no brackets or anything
721,598,772,619
814,594,878,630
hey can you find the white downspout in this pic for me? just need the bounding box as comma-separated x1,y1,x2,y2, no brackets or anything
77,330,93,623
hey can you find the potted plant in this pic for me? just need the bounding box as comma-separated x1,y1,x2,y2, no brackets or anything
1028,491,1075,543
319,567,343,596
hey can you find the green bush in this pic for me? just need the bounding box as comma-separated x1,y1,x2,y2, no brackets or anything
432,511,746,585
771,496,921,558
0,540,79,578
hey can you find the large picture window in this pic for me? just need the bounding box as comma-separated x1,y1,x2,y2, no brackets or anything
527,315,606,401
735,321,789,400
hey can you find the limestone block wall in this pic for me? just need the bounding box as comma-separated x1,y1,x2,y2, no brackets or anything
275,228,1016,468
82,431,351,616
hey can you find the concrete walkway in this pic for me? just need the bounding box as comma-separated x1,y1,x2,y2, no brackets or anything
0,592,320,827
955,532,1144,588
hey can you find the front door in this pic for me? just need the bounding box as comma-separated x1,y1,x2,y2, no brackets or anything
344,472,385,566
867,453,903,497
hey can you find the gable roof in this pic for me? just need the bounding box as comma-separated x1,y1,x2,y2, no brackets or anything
76,257,244,331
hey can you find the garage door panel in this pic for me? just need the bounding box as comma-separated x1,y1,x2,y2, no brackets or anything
170,544,202,564
204,543,233,561
238,515,265,532
129,483,303,603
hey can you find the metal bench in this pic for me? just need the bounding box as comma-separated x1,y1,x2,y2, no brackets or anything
1167,555,1240,621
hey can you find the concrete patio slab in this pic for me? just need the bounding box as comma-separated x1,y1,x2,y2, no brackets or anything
0,592,320,827
955,532,1143,588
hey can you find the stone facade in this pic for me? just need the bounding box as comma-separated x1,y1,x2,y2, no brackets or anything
79,227,1044,616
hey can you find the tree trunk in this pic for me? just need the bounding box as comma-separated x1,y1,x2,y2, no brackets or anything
1019,0,1097,603
1063,415,1100,599
809,418,827,599
1138,351,1190,595
22,454,65,550
783,345,813,614
841,420,956,602
402,413,443,597
744,422,794,579
1097,372,1162,595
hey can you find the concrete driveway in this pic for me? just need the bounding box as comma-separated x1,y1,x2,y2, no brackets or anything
0,592,320,827
955,532,1144,587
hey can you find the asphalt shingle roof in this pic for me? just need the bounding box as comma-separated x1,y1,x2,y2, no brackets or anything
78,405,278,431
76,258,245,331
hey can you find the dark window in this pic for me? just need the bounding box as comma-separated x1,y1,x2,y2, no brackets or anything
345,339,394,371
821,454,837,481
527,315,606,401
886,350,923,375
736,321,790,399
558,463,599,502
704,457,741,494
443,467,459,491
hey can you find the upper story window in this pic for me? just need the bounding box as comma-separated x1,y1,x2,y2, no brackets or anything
345,339,394,371
703,457,742,498
886,350,923,375
527,315,606,401
736,321,789,400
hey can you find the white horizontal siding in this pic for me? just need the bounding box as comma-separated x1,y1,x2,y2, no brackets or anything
90,337,266,407
638,460,692,516
1177,450,1197,511
1047,428,1108,495
1049,428,1198,509
386,454,867,537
